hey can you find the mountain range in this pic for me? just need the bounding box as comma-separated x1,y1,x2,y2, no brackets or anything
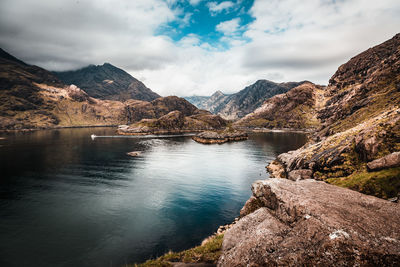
0,48,223,131
185,80,306,120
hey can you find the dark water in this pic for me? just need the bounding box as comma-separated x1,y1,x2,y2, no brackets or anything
0,128,307,267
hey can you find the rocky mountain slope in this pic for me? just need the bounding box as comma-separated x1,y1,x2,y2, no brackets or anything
54,63,160,101
185,90,230,114
0,49,218,131
235,82,325,130
266,33,400,199
185,80,305,120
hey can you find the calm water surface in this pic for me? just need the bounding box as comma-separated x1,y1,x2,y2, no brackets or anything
0,128,307,267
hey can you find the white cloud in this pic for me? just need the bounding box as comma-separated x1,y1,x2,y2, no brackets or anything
1,0,400,98
216,18,241,36
207,1,234,15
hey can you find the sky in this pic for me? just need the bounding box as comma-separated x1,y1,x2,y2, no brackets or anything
0,0,399,97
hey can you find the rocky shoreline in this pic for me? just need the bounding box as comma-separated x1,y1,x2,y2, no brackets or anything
192,130,248,144
218,178,400,266
0,124,119,133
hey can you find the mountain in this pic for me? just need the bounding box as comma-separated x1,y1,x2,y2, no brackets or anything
218,33,400,267
185,80,306,120
264,33,400,199
184,90,230,113
184,95,210,109
0,49,222,131
54,63,160,101
235,82,325,130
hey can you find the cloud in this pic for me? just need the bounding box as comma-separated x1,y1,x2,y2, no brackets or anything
207,1,235,15
0,0,177,71
0,0,400,98
216,18,241,36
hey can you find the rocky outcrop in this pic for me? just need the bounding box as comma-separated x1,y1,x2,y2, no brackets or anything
54,63,160,101
367,152,400,171
192,130,248,144
317,33,400,135
117,109,227,135
219,179,400,266
263,33,400,199
287,169,313,181
234,82,325,130
186,80,305,120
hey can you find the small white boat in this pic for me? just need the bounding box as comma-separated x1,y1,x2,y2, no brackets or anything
91,134,96,140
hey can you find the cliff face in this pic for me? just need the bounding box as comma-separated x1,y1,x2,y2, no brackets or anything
317,33,400,137
235,82,325,130
185,80,304,120
54,63,160,101
266,33,400,199
219,179,400,266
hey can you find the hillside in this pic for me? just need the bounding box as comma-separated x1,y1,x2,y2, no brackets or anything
54,63,160,101
266,33,400,199
185,80,305,120
235,82,325,130
0,49,221,131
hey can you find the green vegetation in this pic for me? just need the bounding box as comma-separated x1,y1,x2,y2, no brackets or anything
329,78,400,135
129,234,224,267
327,167,400,199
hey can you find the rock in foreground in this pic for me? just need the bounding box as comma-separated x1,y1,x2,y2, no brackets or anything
192,130,248,144
219,179,400,266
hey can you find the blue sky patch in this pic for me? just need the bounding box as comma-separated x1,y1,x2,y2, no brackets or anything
157,0,255,48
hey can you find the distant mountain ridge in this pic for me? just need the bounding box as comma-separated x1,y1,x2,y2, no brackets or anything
185,80,306,120
54,63,160,101
0,48,224,131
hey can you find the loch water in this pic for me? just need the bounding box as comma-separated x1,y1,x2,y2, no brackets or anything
0,128,307,267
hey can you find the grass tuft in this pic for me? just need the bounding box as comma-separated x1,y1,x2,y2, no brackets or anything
327,167,400,199
128,234,224,267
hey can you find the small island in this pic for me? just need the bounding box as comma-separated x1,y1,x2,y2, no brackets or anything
192,129,248,144
117,110,227,136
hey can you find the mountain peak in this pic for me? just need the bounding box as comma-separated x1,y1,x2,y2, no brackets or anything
54,63,160,101
212,90,225,97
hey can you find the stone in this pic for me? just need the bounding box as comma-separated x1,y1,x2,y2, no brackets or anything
367,151,400,171
287,169,313,181
218,179,400,266
266,160,286,178
239,196,263,218
127,151,141,157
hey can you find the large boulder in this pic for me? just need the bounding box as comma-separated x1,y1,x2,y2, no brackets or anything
218,179,400,266
367,152,400,171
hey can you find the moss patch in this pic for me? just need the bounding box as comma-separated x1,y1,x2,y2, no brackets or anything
130,234,224,267
327,167,400,199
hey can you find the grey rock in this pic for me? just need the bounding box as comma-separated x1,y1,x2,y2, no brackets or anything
287,169,313,181
367,151,400,171
127,151,141,157
218,179,400,266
